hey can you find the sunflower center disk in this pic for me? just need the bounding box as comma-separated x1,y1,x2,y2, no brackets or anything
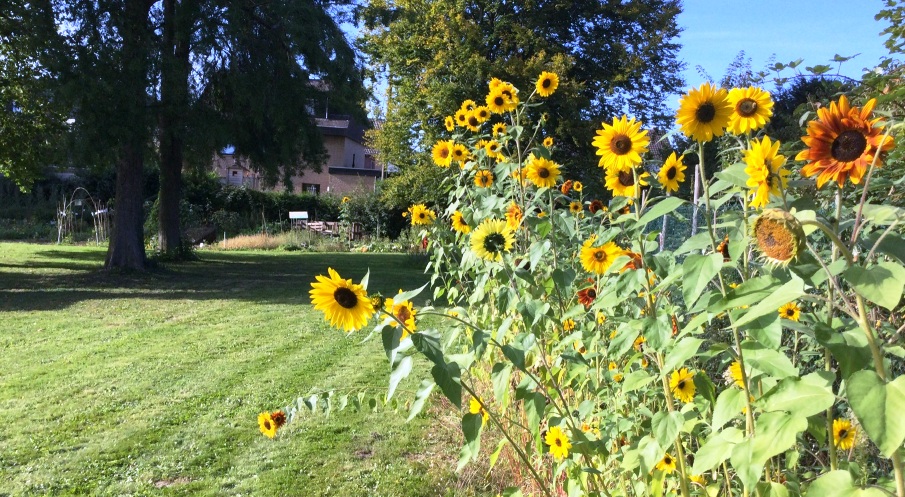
618,170,635,187
737,98,758,117
333,287,359,309
757,219,795,261
484,233,506,253
612,135,632,154
593,250,607,262
695,102,716,123
538,168,550,179
831,129,868,162
542,79,552,88
666,166,677,180
397,307,410,322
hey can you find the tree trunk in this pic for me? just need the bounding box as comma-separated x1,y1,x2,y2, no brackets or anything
105,142,147,270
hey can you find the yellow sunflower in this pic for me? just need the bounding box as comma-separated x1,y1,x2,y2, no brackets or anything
484,140,503,160
569,201,582,214
744,136,788,208
536,71,559,97
525,156,561,188
656,453,677,474
431,140,454,167
669,368,696,403
469,396,489,424
258,411,278,439
676,82,733,142
488,77,505,90
474,170,494,188
341,196,350,203
592,115,650,171
385,291,416,338
778,301,801,321
470,218,515,262
408,203,436,225
505,202,523,230
562,318,575,331
727,361,746,389
580,236,626,274
796,95,895,188
543,136,554,148
460,99,477,112
497,82,519,109
451,210,471,234
454,108,468,127
605,166,650,198
492,122,507,136
486,88,509,114
309,268,375,332
728,86,774,135
444,116,455,132
464,110,482,132
450,143,469,165
658,152,686,193
545,425,571,460
833,418,856,450
474,106,491,123
573,181,583,192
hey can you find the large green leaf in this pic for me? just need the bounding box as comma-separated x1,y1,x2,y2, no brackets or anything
741,341,799,378
712,387,746,431
762,372,835,418
843,262,905,311
814,326,872,380
387,355,413,401
431,361,462,408
623,370,655,393
663,337,703,374
651,411,684,448
406,380,435,422
860,203,905,226
638,196,685,226
457,412,483,471
731,411,808,489
804,470,888,496
683,254,723,309
692,427,744,474
734,277,806,328
709,276,779,315
742,313,781,350
847,371,905,457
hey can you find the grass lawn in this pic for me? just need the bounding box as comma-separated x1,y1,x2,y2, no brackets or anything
0,243,481,496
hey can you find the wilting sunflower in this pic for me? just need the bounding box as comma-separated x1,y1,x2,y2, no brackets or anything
752,209,805,266
577,286,597,308
474,170,494,188
464,111,482,132
450,143,469,165
580,236,626,274
536,71,559,98
543,136,554,148
728,87,774,135
471,218,515,261
432,140,454,167
444,116,455,132
492,122,507,136
454,108,468,127
605,167,650,198
796,95,895,188
569,201,582,214
310,268,376,332
451,210,471,234
385,292,416,338
592,115,650,171
727,361,746,389
658,152,687,193
258,411,278,439
744,136,789,208
562,318,575,331
778,301,801,321
833,418,857,450
656,453,677,474
408,204,436,226
505,202,523,230
670,368,696,403
526,156,561,188
469,396,489,424
676,82,733,142
545,425,571,460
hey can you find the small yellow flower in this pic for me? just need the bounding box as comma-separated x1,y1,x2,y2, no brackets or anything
474,170,494,188
543,136,553,147
444,115,455,132
258,412,278,439
536,71,559,98
492,122,507,136
596,312,606,324
469,396,489,424
833,418,856,450
728,361,746,389
569,201,582,214
562,318,576,331
573,181,583,192
545,425,571,460
656,453,677,474
779,301,801,322
669,368,696,403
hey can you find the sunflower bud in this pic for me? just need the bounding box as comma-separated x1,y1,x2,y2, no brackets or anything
752,208,805,266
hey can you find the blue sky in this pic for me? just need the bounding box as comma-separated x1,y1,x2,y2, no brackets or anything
678,0,892,86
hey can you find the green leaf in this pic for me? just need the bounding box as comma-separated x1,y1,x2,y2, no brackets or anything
663,337,703,374
762,372,835,417
741,341,798,378
488,439,508,475
805,470,888,496
734,278,806,328
847,371,905,457
683,254,723,308
392,283,428,305
714,162,749,188
692,427,743,474
676,232,714,255
742,313,782,350
844,262,905,311
637,196,685,226
491,362,512,406
757,482,790,497
412,332,444,366
501,344,526,371
815,326,872,380
381,323,403,364
712,387,745,431
406,380,435,422
637,435,662,474
861,232,905,265
860,203,905,226
651,411,684,448
387,355,413,401
431,361,462,408
457,412,483,471
710,276,781,314
732,411,808,488
623,370,655,393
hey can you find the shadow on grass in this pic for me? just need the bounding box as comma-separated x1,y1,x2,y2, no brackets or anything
0,250,432,312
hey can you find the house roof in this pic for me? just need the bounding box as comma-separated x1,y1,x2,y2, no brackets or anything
316,115,367,145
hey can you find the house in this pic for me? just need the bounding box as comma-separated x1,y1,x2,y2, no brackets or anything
212,114,383,194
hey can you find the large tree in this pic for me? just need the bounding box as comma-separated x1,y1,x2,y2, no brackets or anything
359,0,685,202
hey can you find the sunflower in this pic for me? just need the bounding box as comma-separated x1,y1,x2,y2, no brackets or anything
385,291,416,337
497,83,519,109
752,209,805,266
444,116,455,132
676,82,734,142
690,475,706,486
408,204,436,226
569,201,582,214
432,140,454,167
258,411,278,439
588,200,604,214
471,218,515,262
577,287,597,308
592,115,650,171
474,170,494,188
451,210,471,234
310,268,375,332
796,95,895,188
727,361,746,389
656,453,677,474
573,181,583,192
454,108,469,127
560,180,573,195
545,425,571,460
536,71,559,98
484,140,503,160
605,166,650,198
669,368,696,403
658,152,686,193
450,143,469,165
474,106,491,123
486,88,509,114
728,87,774,135
488,77,505,90
543,136,554,148
341,196,350,203
633,336,647,351
469,396,489,424
608,361,617,371
460,99,477,112
464,111,482,132
744,136,789,208
596,311,606,324
779,301,801,321
505,202,523,230
833,418,857,450
574,341,587,354
271,410,286,428
580,236,626,274
526,156,561,188
492,122,507,136
562,318,576,331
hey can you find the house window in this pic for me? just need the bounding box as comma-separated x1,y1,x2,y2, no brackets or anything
302,183,320,195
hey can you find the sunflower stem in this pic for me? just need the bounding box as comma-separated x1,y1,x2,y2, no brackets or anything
657,353,691,497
